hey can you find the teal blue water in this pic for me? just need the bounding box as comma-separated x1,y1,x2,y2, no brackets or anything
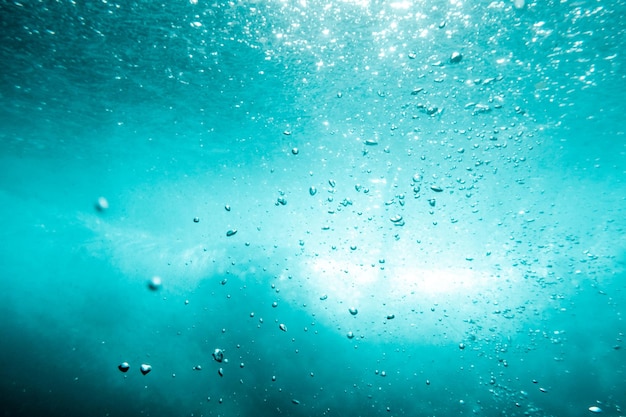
1,1,625,416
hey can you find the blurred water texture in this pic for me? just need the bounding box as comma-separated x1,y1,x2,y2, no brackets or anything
0,1,625,416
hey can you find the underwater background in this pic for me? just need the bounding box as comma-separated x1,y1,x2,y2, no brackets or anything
1,0,625,416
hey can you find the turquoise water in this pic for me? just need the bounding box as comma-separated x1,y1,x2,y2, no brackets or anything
1,1,625,416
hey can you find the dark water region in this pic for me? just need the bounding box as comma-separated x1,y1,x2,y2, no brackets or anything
1,1,625,416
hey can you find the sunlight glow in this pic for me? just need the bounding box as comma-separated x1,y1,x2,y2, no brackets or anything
340,0,370,7
390,1,411,9
307,257,502,303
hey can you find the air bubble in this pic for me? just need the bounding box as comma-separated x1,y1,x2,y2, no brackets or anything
212,348,224,362
148,276,162,291
140,364,152,375
450,51,463,63
95,196,109,212
118,362,130,373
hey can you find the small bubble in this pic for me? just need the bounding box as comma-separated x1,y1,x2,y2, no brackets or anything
148,276,162,291
430,185,443,192
309,186,317,196
193,217,200,223
226,229,237,237
291,147,299,155
212,348,224,362
118,362,130,373
349,307,358,316
279,323,287,332
450,51,463,63
140,364,152,375
95,197,109,212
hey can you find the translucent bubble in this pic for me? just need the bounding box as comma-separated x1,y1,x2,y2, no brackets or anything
95,197,109,212
212,348,224,362
140,364,152,375
450,51,463,63
148,276,162,291
118,362,130,372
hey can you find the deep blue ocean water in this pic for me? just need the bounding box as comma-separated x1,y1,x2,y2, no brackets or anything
1,1,625,416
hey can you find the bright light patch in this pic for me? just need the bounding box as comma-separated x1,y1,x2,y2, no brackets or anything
307,258,500,302
390,1,411,9
341,0,370,7
300,255,525,343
